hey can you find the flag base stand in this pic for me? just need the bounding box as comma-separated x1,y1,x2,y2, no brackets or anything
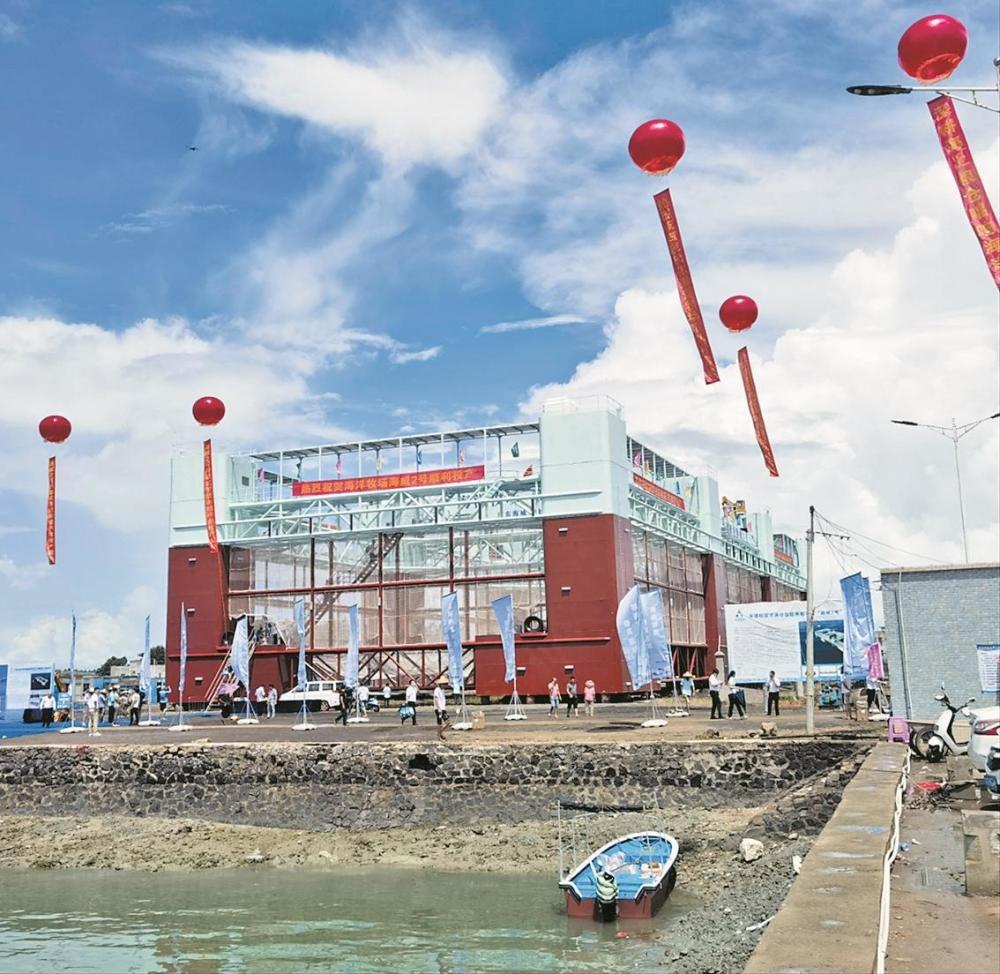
641,718,669,728
452,694,473,731
58,725,85,734
504,690,527,721
237,717,259,725
292,722,316,731
451,722,473,731
138,720,161,727
168,723,193,733
346,716,370,724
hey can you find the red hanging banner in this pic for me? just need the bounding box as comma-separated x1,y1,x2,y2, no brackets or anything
653,189,720,385
203,439,219,553
46,457,56,566
738,347,779,477
928,96,1000,288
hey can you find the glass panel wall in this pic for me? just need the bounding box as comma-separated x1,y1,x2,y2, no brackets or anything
632,527,706,648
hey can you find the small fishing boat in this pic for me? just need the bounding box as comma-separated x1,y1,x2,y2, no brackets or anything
559,831,678,921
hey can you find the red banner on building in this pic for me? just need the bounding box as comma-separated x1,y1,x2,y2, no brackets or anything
203,439,219,554
928,96,1000,288
46,457,56,566
293,464,486,497
632,473,686,510
653,189,720,385
774,548,795,566
738,347,779,478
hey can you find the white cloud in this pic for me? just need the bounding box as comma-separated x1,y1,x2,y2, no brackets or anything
480,314,594,334
390,344,441,364
0,586,160,670
0,556,47,591
159,22,509,171
0,14,20,41
522,143,1000,589
104,202,229,235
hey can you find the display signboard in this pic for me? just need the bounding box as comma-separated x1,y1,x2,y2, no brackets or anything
725,601,844,682
632,474,686,510
976,643,999,694
0,664,55,718
293,465,485,497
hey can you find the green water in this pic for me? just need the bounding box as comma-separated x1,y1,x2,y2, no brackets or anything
0,867,692,973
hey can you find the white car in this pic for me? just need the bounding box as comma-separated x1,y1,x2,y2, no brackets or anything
278,681,341,712
969,705,1000,772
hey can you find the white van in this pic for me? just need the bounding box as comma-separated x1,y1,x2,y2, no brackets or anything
279,681,341,712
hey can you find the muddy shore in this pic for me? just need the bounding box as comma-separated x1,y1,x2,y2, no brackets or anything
0,805,811,974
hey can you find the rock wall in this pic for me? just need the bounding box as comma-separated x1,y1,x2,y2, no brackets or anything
0,740,867,831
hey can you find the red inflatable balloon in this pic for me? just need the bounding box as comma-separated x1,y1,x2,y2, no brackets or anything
192,396,226,426
39,415,72,444
719,295,758,333
628,119,686,176
897,14,967,83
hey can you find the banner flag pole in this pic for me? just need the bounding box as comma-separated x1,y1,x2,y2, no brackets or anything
59,612,85,734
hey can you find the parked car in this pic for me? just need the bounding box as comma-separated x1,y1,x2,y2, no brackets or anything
278,681,341,712
968,706,1000,771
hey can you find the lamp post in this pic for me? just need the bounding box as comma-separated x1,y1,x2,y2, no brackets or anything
890,413,1000,561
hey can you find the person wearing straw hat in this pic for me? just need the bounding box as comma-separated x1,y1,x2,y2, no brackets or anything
433,677,450,740
583,679,597,718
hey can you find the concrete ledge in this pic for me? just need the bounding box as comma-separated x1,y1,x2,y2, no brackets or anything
962,809,1000,896
745,742,908,974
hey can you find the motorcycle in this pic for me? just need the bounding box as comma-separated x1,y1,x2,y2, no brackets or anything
909,687,976,762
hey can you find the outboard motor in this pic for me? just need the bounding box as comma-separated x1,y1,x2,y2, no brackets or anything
594,870,619,922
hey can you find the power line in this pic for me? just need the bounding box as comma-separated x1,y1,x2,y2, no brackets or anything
813,510,947,566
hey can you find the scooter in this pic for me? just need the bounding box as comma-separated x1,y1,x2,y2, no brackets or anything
910,687,976,762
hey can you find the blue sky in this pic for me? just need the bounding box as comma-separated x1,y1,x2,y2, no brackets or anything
0,0,997,664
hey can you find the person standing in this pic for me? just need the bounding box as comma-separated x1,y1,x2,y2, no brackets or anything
766,671,781,717
85,689,101,737
158,684,169,714
254,685,266,718
583,680,597,718
129,688,142,726
865,674,879,713
708,669,723,720
680,673,694,711
266,684,278,719
336,687,350,726
727,670,746,719
547,678,561,718
383,685,392,707
106,687,118,726
840,669,855,720
358,684,370,715
433,682,450,740
564,677,579,717
40,692,56,728
403,679,418,726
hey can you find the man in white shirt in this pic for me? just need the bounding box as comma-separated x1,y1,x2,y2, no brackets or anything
383,685,392,705
254,685,266,718
403,679,418,726
708,669,723,720
433,682,450,739
766,671,781,717
357,684,370,714
266,685,278,719
85,689,101,737
40,693,56,728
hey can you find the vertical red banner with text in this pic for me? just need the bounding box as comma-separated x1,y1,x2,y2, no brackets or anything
928,96,1000,288
46,457,56,565
203,439,219,554
738,347,779,478
654,189,720,385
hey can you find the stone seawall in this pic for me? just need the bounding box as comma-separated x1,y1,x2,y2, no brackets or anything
0,739,867,831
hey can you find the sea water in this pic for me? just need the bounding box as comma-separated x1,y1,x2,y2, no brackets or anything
0,867,694,973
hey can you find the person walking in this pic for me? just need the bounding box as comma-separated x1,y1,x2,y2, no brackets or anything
765,671,781,717
254,685,266,718
726,670,746,719
547,678,561,718
336,687,351,726
865,674,879,714
106,687,118,726
583,679,597,718
266,684,278,719
40,692,56,728
433,681,450,740
680,672,694,711
564,677,579,717
403,679,418,726
840,668,854,720
128,688,142,726
85,689,101,737
708,669,724,720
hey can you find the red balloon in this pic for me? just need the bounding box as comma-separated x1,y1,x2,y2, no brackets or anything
719,295,758,333
628,119,685,176
39,415,72,444
897,15,967,83
192,396,226,426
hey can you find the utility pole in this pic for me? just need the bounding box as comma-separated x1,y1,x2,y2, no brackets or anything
805,505,816,736
950,418,969,562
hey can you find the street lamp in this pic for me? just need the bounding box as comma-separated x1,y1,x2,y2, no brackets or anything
848,58,1000,113
890,413,1000,562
